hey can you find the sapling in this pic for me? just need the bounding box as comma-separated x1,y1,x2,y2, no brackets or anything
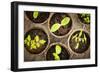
33,11,39,19
71,30,87,49
52,45,62,60
50,17,70,32
24,35,46,50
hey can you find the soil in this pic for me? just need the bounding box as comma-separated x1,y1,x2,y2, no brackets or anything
25,11,50,23
46,44,70,60
69,31,90,53
50,13,72,36
24,28,48,54
78,14,90,24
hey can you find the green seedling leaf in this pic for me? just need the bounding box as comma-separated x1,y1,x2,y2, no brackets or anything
53,53,60,60
75,37,78,42
27,42,30,46
55,45,62,54
39,40,46,45
82,38,85,43
79,30,83,37
61,17,70,26
33,11,39,19
84,34,87,43
50,23,60,32
30,44,37,49
24,35,31,46
36,42,40,48
35,35,39,42
75,43,79,49
72,34,78,40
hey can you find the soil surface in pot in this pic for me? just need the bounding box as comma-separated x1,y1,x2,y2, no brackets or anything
69,30,90,53
78,14,90,24
50,13,72,36
24,28,48,54
46,44,70,60
25,11,50,23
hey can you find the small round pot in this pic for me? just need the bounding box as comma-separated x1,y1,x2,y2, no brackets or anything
25,11,50,24
48,13,72,38
24,27,49,54
68,29,90,53
46,43,70,60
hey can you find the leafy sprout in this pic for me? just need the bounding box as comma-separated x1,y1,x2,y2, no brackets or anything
71,30,87,49
80,13,90,24
33,11,39,19
24,35,46,50
52,45,62,60
50,17,70,32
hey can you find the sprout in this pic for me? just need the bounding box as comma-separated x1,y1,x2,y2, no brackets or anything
52,45,62,60
24,35,46,50
33,11,39,19
50,17,70,32
72,30,87,50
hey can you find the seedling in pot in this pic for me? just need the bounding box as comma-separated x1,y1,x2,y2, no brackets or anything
79,13,90,24
52,45,62,60
72,30,87,49
50,17,70,32
24,35,46,50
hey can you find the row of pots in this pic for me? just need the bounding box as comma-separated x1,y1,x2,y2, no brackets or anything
24,27,90,60
25,12,90,38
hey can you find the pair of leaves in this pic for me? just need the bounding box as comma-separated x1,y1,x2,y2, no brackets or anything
52,45,62,60
33,11,39,19
24,35,46,50
50,17,70,32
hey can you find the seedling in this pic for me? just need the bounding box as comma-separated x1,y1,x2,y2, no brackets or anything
80,13,90,24
71,30,87,49
24,35,46,50
50,17,70,32
52,45,62,60
33,11,39,19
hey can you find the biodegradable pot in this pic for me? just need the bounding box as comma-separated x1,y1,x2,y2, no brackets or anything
68,29,90,53
24,27,49,54
25,11,50,24
46,43,70,60
78,14,90,24
48,13,72,38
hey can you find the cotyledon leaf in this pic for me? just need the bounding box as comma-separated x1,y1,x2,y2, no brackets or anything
53,53,60,60
34,35,39,42
79,30,83,37
61,17,70,26
33,11,39,19
39,40,46,45
50,23,61,32
55,45,62,54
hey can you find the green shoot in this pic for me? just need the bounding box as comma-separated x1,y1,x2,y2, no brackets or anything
53,53,60,60
50,23,60,32
55,45,62,54
61,17,70,26
50,17,70,32
24,35,46,50
33,11,39,19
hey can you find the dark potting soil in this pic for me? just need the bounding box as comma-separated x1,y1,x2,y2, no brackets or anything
46,45,70,60
69,31,90,53
50,13,72,36
25,11,50,23
78,14,90,24
24,28,48,54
